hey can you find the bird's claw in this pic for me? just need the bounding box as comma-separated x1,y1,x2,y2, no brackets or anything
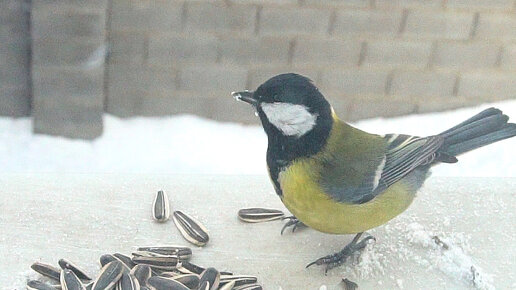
281,216,306,235
306,235,375,273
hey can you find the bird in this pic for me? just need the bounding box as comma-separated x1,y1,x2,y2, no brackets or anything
231,73,516,272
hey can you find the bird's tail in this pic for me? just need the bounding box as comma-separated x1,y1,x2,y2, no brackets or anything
438,107,516,156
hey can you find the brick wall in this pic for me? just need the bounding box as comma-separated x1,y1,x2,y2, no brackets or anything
31,0,108,139
105,0,516,124
2,0,516,139
0,0,31,117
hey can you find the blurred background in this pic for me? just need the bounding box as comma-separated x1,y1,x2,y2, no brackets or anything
1,0,516,174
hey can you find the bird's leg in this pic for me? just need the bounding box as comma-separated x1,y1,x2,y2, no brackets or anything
306,233,375,273
280,215,307,235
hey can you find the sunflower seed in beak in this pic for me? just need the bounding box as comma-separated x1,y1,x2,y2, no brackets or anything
61,269,86,290
237,208,284,223
58,259,92,281
199,268,220,290
92,261,124,290
27,280,59,290
152,190,170,222
31,262,61,281
147,276,189,290
172,211,209,246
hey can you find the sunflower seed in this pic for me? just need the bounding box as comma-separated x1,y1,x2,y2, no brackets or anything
140,287,150,290
233,284,262,290
220,271,233,276
136,246,192,261
114,253,136,269
92,261,124,290
198,281,210,290
131,255,178,270
59,259,92,281
199,268,219,290
115,272,140,290
218,280,235,290
152,190,170,222
130,264,152,287
176,261,205,275
27,280,59,290
237,208,284,223
61,269,86,290
341,278,358,290
31,262,61,281
171,274,199,289
147,276,189,290
172,211,209,246
220,275,258,287
100,254,117,267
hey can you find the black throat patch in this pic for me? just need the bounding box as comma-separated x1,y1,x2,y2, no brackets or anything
263,110,333,197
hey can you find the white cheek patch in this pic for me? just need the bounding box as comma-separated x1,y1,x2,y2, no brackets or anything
261,102,318,138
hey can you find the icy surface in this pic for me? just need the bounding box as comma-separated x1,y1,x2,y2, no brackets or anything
1,175,514,289
1,101,516,176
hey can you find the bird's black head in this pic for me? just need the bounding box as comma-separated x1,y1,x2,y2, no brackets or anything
232,73,333,161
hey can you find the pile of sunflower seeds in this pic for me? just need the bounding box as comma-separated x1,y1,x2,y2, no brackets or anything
152,191,210,247
28,246,261,290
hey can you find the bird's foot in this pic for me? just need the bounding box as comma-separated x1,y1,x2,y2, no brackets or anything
280,216,307,235
306,233,375,274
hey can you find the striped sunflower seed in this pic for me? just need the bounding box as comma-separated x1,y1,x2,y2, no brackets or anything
176,261,205,275
115,272,140,290
237,208,284,223
61,269,86,290
171,274,199,289
99,254,131,274
218,280,235,290
198,281,210,290
130,264,152,287
172,211,209,246
220,275,258,287
58,259,92,281
199,268,220,290
136,246,192,261
31,262,61,281
233,284,262,290
114,253,136,269
27,280,59,290
92,261,124,290
152,190,170,222
147,276,189,290
131,255,177,270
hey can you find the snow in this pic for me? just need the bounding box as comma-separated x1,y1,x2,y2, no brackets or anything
1,100,516,176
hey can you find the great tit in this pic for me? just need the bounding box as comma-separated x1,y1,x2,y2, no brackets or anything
232,73,516,271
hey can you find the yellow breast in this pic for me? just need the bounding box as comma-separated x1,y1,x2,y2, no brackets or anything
279,159,415,234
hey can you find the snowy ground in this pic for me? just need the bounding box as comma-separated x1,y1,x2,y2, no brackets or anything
1,100,516,176
1,175,514,289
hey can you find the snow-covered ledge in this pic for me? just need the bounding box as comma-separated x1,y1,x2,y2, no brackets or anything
2,174,514,289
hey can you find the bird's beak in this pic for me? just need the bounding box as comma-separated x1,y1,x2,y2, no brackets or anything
231,91,257,106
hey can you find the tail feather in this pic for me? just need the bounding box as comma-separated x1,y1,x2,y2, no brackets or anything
439,108,516,157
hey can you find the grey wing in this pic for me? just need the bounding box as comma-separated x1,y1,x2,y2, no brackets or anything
373,134,445,194
325,134,445,204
